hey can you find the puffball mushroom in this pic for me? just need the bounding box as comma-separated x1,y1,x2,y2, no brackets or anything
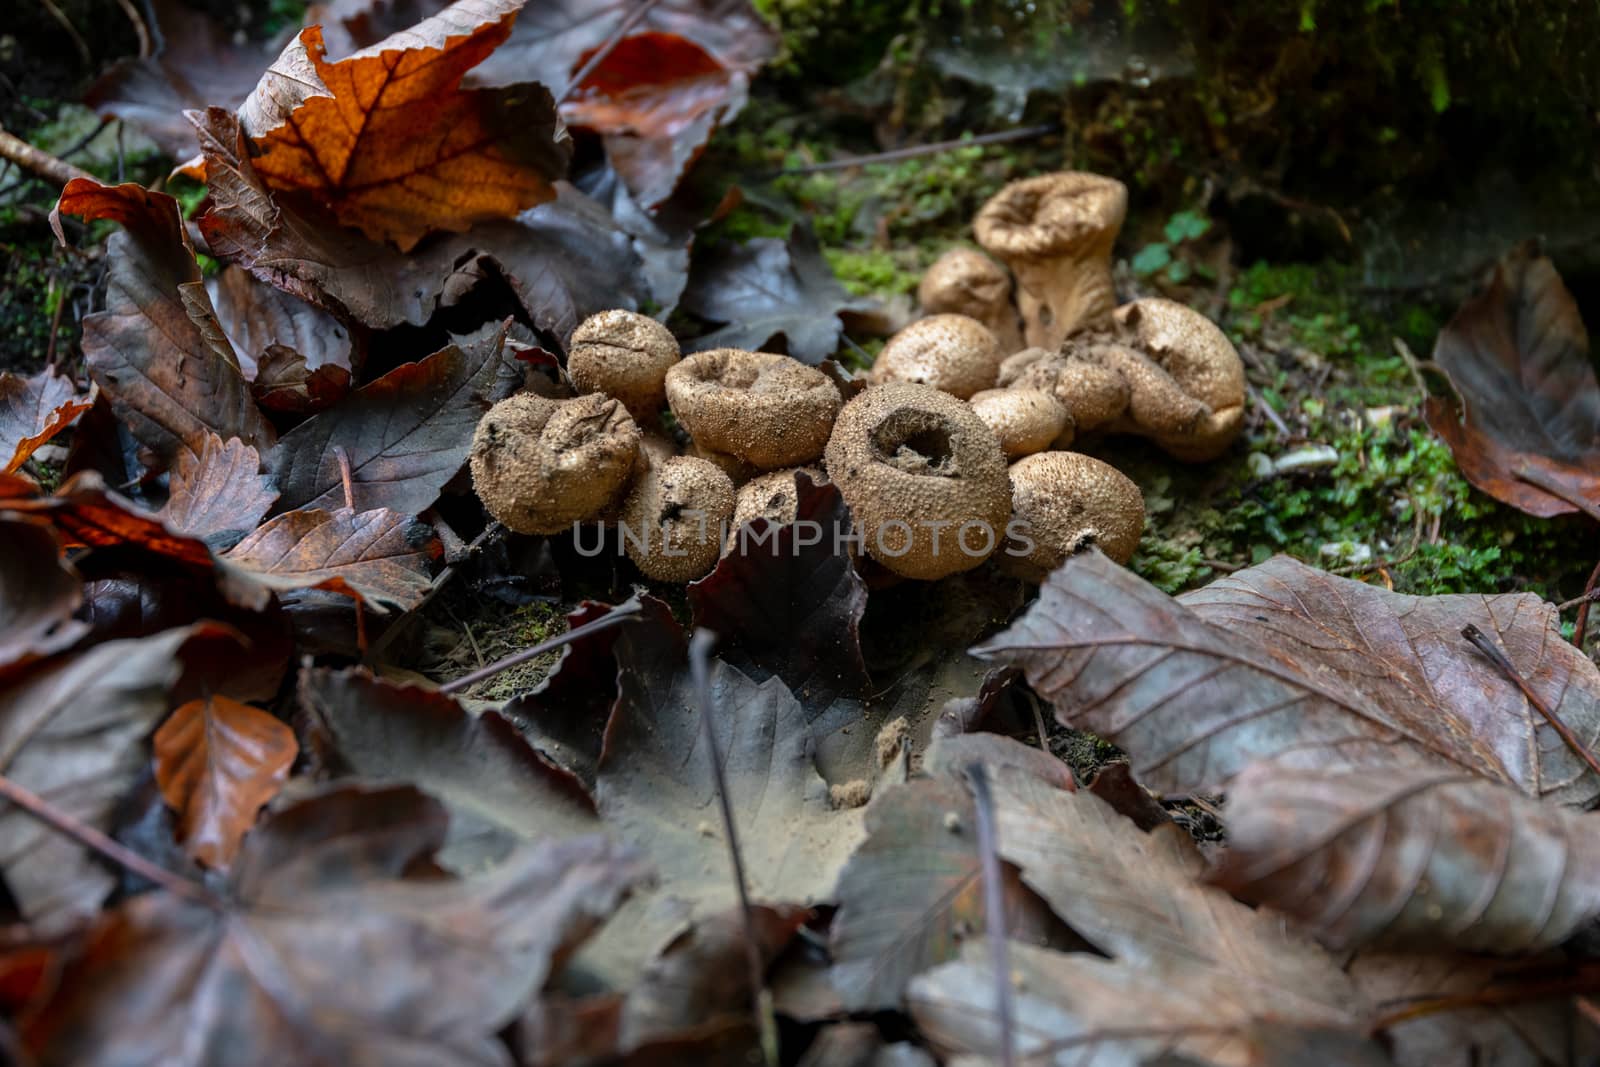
869,314,1004,400
917,247,1024,353
568,309,680,424
470,392,640,535
824,383,1011,581
969,388,1071,459
723,467,827,554
620,455,736,582
974,172,1128,351
665,349,842,469
1111,298,1246,462
1002,451,1144,581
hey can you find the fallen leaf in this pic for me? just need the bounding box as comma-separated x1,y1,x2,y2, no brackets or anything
977,551,1600,804
906,756,1369,1066
574,160,694,314
158,433,279,548
152,695,298,869
298,666,601,871
795,1024,937,1067
0,518,88,676
828,773,1070,1011
1424,244,1600,518
223,506,441,611
688,474,869,708
243,0,570,250
265,335,506,515
23,784,647,1066
84,0,285,158
251,347,354,414
0,627,213,927
682,226,877,364
51,179,273,467
0,368,91,474
208,264,356,385
1211,761,1600,954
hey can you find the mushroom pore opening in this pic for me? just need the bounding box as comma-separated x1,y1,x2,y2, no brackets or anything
870,409,958,477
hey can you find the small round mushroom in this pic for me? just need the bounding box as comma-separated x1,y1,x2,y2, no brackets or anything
1111,298,1246,461
996,346,1053,387
1008,348,1131,440
917,247,1024,353
665,349,841,469
619,455,736,582
823,383,1011,581
969,388,1072,458
974,172,1128,350
723,467,827,555
470,392,640,535
568,309,680,424
1000,451,1144,580
869,314,1004,400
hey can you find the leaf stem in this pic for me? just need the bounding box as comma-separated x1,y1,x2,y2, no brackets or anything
438,598,642,695
559,0,667,103
966,762,1016,1067
1460,624,1600,780
0,771,221,910
750,123,1061,179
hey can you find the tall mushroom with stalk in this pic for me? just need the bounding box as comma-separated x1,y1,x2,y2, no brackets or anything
974,172,1128,351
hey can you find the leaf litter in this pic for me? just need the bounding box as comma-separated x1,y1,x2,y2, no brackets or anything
6,1,1600,1064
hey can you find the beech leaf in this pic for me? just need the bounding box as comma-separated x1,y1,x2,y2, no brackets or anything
0,368,92,474
0,517,88,675
152,695,298,870
223,507,440,611
158,433,279,548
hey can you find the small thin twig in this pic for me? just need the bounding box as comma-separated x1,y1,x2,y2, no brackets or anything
0,770,221,910
113,0,153,57
1573,556,1600,652
362,521,504,665
689,629,779,1067
439,598,643,695
1199,556,1245,574
1246,381,1291,440
751,123,1061,179
37,0,92,66
558,0,666,102
0,126,92,189
1391,337,1429,405
332,446,356,511
1027,690,1050,752
1462,624,1600,780
965,763,1016,1067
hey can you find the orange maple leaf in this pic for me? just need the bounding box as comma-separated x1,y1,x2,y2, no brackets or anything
246,0,571,251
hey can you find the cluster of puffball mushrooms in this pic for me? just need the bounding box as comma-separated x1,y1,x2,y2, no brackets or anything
469,170,1246,585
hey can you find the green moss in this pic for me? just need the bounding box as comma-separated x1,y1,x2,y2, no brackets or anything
823,248,919,297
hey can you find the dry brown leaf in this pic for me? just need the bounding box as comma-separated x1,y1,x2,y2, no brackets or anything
51,179,273,468
0,518,88,676
1211,761,1600,955
1424,244,1600,517
0,369,92,474
152,695,298,870
158,433,279,547
223,506,440,611
208,264,356,385
977,551,1600,804
243,0,570,250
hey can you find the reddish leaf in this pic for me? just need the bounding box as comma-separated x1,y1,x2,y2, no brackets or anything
977,551,1600,804
243,0,570,250
0,369,91,474
1211,762,1600,954
208,264,355,384
0,518,87,676
153,696,298,870
51,179,273,467
23,784,647,1066
158,433,278,547
265,337,506,515
1424,244,1600,517
223,507,440,611
0,626,215,927
251,349,353,414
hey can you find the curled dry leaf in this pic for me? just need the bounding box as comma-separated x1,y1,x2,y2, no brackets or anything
0,627,213,928
22,785,648,1067
977,551,1600,804
208,264,355,386
1211,762,1600,955
0,518,88,675
0,368,92,474
242,0,570,250
1424,244,1600,518
51,179,273,467
158,433,278,548
223,507,441,612
681,227,877,364
152,695,298,870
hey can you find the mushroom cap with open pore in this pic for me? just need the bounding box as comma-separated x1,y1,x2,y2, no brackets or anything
1001,451,1144,580
470,392,640,535
974,172,1127,349
723,467,827,554
665,349,842,469
969,388,1071,458
869,314,1004,399
823,383,1011,580
568,310,680,423
1111,298,1246,461
917,247,1023,353
620,455,736,582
